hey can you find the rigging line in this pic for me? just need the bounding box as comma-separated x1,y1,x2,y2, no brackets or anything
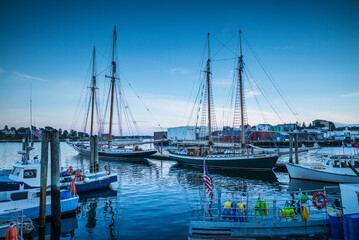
182,35,208,126
83,93,92,134
118,71,164,130
244,70,267,124
221,41,239,128
211,34,239,58
114,81,123,136
120,80,141,136
188,74,205,126
71,54,93,130
96,65,111,78
244,66,287,123
242,33,302,123
211,58,237,61
102,82,112,136
211,32,238,59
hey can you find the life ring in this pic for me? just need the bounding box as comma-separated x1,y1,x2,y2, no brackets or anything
312,192,327,209
66,168,74,175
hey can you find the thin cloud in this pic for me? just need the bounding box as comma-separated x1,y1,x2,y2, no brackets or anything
213,81,231,85
0,68,4,75
340,92,359,97
275,45,294,50
167,68,192,74
15,72,48,82
246,90,261,97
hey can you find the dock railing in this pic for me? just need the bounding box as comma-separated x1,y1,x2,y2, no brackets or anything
202,186,339,225
0,209,24,238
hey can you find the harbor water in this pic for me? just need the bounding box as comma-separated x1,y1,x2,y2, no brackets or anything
0,142,356,239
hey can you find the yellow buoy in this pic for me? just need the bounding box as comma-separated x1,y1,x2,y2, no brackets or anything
237,202,244,213
224,200,231,210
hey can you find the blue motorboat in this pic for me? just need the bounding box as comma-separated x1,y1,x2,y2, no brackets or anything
0,151,117,193
0,189,79,220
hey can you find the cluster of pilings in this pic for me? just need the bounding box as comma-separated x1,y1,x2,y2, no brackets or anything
38,132,99,239
39,129,61,238
288,134,299,164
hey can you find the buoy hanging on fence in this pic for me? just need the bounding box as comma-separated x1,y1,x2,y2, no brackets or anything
298,192,309,203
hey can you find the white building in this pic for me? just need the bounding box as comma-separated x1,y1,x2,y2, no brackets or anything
167,126,197,141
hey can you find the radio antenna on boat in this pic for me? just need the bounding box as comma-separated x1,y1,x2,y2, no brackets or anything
30,79,33,148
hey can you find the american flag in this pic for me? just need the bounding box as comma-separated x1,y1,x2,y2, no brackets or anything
203,162,213,196
31,125,42,141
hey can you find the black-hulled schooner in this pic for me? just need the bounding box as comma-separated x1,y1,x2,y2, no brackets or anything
69,27,157,158
168,30,279,170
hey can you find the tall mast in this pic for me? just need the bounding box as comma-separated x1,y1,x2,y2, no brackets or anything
90,46,96,136
239,29,245,152
206,33,213,151
108,26,117,142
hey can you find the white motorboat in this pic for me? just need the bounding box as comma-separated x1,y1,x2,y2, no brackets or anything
286,154,359,183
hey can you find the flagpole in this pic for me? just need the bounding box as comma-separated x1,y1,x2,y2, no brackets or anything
203,156,206,221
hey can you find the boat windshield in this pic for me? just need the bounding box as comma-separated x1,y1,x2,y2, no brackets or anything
333,160,340,168
10,167,22,176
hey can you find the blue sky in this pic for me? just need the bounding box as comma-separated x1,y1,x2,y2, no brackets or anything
0,0,358,135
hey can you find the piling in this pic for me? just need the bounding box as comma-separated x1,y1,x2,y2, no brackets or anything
90,135,99,173
94,135,99,172
295,134,299,164
39,130,50,228
289,135,293,164
50,130,61,229
90,136,94,173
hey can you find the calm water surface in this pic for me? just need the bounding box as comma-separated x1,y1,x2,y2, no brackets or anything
0,143,355,239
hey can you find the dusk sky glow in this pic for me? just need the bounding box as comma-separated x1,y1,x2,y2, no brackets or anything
0,0,358,135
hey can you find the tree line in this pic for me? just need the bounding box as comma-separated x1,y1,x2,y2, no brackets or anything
0,125,89,140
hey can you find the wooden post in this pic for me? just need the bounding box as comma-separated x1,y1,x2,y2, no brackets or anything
94,135,99,172
289,135,293,163
50,130,61,230
90,135,95,173
295,134,299,164
39,130,49,228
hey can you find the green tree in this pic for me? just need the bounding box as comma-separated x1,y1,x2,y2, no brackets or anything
62,130,69,138
329,122,336,131
70,130,77,139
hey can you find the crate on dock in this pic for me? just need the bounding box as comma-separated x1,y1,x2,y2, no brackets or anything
343,214,359,240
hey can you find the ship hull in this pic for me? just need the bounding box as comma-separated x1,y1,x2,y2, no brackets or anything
71,144,157,158
168,151,278,171
286,163,359,183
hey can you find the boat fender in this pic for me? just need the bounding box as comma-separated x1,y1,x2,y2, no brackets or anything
289,207,295,218
84,177,90,183
224,200,231,210
298,192,308,203
301,206,309,221
221,209,229,220
261,201,268,216
237,202,244,213
66,168,74,175
312,192,327,209
5,223,18,240
255,200,261,216
279,208,290,219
